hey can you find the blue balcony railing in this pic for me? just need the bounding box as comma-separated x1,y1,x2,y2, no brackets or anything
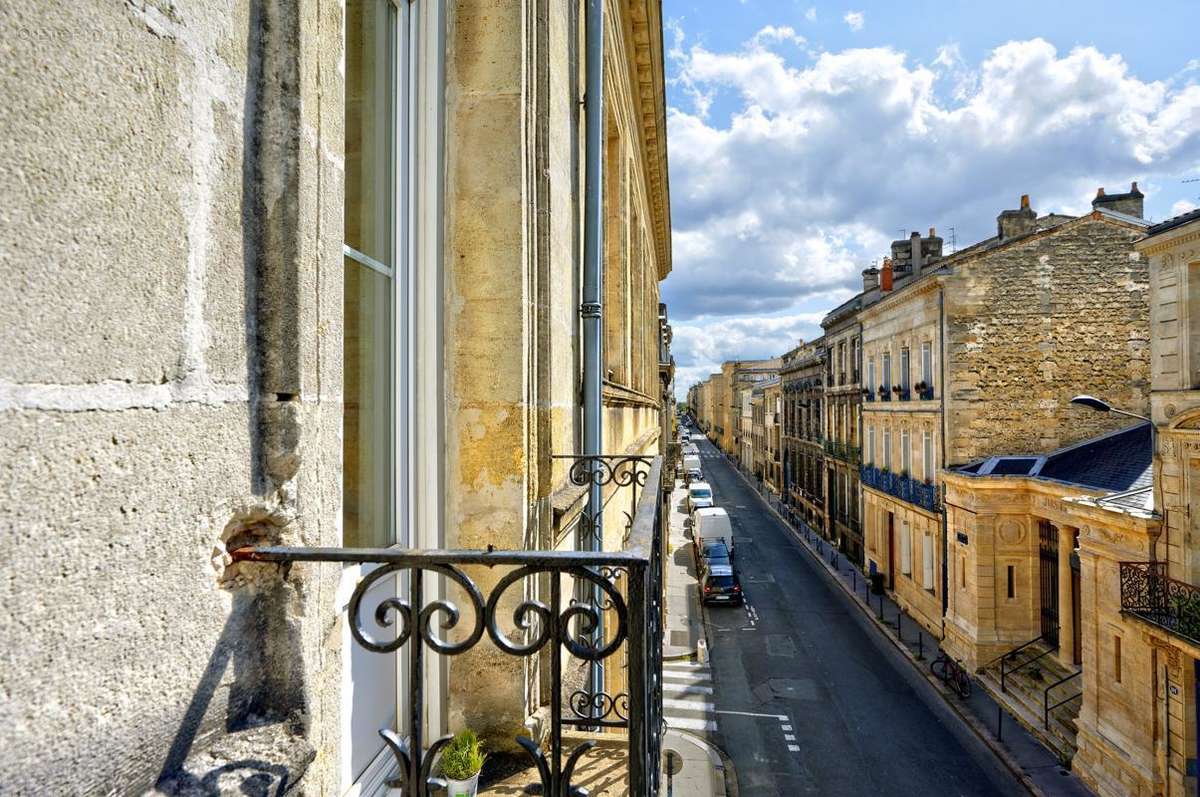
860,464,939,512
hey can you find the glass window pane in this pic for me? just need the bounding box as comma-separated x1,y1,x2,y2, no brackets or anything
343,257,393,548
345,0,394,266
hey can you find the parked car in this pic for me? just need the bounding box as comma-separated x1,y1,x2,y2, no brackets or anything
690,433,705,442
692,507,734,558
697,540,731,573
683,454,702,482
682,442,699,456
686,482,714,514
700,564,743,605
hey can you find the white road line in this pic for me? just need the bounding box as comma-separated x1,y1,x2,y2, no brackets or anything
787,744,801,752
663,683,714,696
663,697,716,711
662,672,713,684
666,716,718,732
713,709,788,720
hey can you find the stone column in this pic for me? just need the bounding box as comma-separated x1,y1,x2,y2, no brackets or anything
1057,523,1076,668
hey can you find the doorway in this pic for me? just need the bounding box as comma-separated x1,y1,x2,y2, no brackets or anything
1039,520,1060,646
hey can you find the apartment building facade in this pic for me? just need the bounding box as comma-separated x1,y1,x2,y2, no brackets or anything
822,296,868,564
782,343,826,533
1,1,673,794
863,195,1151,640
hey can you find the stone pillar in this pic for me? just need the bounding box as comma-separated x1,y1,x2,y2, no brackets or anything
1057,524,1076,668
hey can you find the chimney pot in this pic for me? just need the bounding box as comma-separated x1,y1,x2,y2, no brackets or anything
880,258,894,292
1020,194,1030,209
929,227,936,237
1096,187,1105,198
1131,181,1139,193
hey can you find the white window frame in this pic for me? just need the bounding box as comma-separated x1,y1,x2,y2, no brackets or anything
901,522,912,575
923,530,935,591
900,347,910,392
883,429,892,471
923,430,934,482
340,2,446,793
921,341,933,388
867,426,875,465
901,429,911,476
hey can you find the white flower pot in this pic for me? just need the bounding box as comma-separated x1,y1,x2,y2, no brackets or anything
445,772,480,797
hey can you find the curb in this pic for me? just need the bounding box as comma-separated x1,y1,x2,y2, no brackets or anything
666,728,737,797
724,454,1045,797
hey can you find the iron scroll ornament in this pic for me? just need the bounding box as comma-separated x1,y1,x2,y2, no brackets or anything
558,455,654,489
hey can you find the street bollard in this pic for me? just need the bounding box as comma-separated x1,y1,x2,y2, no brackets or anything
897,611,902,640
852,570,856,592
997,705,1003,742
877,594,883,620
697,638,709,664
917,630,924,660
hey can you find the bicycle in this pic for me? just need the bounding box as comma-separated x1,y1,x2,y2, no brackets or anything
930,651,972,698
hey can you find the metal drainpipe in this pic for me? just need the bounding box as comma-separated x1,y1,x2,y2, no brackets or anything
581,0,606,708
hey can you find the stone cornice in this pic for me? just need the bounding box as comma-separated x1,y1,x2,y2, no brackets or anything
627,0,672,279
858,273,943,321
1137,221,1200,255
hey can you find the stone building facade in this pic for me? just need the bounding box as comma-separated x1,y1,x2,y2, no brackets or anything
863,197,1151,641
0,1,672,794
762,377,783,497
1071,208,1200,797
782,343,826,533
821,295,867,564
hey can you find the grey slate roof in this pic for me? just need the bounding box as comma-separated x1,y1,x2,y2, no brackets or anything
1147,207,1200,237
952,422,1153,511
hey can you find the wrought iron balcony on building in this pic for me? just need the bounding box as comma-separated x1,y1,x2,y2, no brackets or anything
877,385,891,402
823,440,861,464
231,455,667,797
1119,561,1200,647
859,464,939,513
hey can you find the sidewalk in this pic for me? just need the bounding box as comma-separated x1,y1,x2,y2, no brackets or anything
725,455,1093,797
664,476,704,660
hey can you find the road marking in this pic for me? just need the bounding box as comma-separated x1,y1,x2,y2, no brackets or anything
664,697,716,711
665,716,718,732
787,744,801,752
663,661,719,735
713,709,788,720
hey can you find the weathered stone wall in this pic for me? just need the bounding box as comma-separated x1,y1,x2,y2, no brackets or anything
0,0,344,793
945,217,1150,465
442,0,667,752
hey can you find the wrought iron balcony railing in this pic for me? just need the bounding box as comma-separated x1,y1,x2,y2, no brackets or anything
232,455,667,797
859,464,939,512
823,440,861,464
1120,561,1200,647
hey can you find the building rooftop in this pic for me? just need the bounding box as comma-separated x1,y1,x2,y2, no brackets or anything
1147,206,1200,237
952,422,1153,512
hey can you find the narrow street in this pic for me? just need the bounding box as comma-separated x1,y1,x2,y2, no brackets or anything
685,433,1015,796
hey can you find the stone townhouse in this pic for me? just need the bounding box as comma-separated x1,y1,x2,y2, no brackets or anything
762,377,784,497
782,343,826,534
712,358,779,459
821,294,871,565
938,207,1196,794
1,1,673,794
862,192,1151,641
750,384,766,480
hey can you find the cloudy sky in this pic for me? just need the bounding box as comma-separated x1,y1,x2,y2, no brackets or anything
661,0,1200,399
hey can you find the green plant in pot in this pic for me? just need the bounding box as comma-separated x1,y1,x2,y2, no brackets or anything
440,730,486,797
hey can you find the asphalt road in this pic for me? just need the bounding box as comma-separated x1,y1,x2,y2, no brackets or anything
687,432,1016,796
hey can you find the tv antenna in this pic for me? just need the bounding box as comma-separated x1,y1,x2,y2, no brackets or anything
948,227,958,253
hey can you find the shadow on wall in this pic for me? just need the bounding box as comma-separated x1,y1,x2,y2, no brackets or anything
153,585,313,796
155,0,311,791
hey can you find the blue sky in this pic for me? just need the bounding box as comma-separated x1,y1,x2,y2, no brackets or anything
662,0,1200,399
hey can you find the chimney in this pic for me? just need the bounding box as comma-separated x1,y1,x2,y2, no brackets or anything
996,194,1037,241
880,258,894,292
862,266,879,293
910,231,923,273
1091,181,1144,218
924,227,943,269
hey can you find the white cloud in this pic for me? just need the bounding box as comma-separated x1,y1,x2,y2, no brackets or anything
751,25,805,48
662,26,1200,398
1172,199,1198,216
843,11,864,32
805,7,817,22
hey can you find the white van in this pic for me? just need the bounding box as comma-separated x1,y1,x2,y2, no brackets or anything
692,507,734,558
686,481,714,514
682,454,702,482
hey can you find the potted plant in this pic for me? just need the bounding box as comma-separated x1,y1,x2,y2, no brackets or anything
441,729,486,797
